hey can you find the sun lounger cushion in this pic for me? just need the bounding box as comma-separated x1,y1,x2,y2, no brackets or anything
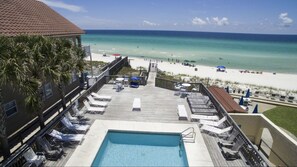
178,105,188,120
132,98,141,111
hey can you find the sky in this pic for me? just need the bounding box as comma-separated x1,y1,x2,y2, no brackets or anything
40,0,297,34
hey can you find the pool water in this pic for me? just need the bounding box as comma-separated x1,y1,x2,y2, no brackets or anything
91,131,189,167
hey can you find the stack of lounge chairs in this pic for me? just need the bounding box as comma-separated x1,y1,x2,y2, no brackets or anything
80,92,112,114
187,93,217,115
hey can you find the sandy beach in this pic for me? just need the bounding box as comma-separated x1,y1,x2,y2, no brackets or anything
87,53,297,91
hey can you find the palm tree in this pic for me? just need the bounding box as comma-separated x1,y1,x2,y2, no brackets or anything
0,36,29,158
15,35,61,129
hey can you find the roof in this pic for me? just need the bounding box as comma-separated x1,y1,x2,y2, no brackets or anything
0,0,84,37
208,86,246,113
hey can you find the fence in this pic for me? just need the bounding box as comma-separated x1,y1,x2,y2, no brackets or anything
0,57,129,166
154,77,270,167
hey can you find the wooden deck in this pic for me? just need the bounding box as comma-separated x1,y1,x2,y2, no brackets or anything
44,71,249,166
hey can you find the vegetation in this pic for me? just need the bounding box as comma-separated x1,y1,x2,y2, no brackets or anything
0,35,85,158
117,65,139,76
264,106,297,137
84,60,107,71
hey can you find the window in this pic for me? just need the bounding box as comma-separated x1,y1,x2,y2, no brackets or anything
3,100,18,117
43,82,53,99
71,71,78,83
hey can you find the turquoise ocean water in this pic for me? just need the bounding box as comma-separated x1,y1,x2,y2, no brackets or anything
82,30,297,74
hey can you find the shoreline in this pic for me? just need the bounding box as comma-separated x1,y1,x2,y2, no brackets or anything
86,53,297,91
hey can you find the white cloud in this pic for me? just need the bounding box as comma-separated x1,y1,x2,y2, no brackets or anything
279,13,293,27
173,23,178,26
143,20,158,26
212,17,229,26
39,0,86,12
192,17,207,25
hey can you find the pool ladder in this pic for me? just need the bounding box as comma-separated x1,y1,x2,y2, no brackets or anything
180,127,196,143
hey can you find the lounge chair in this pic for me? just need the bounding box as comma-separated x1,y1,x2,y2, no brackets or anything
221,139,245,160
219,130,239,148
87,96,108,107
65,111,80,124
200,116,227,127
22,147,46,167
48,129,84,144
200,125,233,135
61,117,90,133
72,105,85,118
177,105,188,120
83,100,105,114
36,137,63,161
191,114,219,121
91,92,112,101
132,98,141,111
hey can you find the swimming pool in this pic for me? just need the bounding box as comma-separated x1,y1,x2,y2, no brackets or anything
91,130,189,167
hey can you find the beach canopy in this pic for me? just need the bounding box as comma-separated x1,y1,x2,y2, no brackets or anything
239,96,244,105
253,104,258,113
217,65,226,69
131,76,140,80
245,89,250,98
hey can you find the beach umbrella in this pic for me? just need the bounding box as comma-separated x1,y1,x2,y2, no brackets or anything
217,65,226,69
253,104,258,113
112,53,121,59
245,89,250,98
239,96,244,105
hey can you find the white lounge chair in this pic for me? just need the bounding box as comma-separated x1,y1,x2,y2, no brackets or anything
72,105,85,118
191,114,219,121
61,117,90,133
23,147,46,167
177,105,188,120
221,139,245,160
87,96,108,107
219,130,239,147
200,116,227,127
83,100,105,114
65,112,80,124
48,129,84,144
91,92,112,101
200,125,233,135
132,98,141,111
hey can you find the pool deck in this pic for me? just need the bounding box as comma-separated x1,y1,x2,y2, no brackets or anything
65,120,214,166
46,70,249,166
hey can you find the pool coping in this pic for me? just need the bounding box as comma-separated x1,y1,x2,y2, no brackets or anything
65,120,214,166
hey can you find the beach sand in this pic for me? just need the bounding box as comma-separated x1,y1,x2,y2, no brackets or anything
87,53,297,91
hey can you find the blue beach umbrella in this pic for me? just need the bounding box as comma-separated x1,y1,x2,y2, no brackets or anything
245,89,250,98
253,104,258,113
239,96,244,105
217,65,226,69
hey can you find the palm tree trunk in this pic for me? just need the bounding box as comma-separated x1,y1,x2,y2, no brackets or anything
0,90,11,158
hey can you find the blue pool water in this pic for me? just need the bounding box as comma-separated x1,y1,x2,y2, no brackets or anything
91,131,189,167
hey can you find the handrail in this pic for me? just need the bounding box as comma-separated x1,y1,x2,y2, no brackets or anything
180,127,194,134
180,127,196,143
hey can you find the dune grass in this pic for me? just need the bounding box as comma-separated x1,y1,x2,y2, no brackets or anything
263,106,297,137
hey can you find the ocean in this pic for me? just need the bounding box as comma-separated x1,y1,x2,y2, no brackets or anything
82,30,297,74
